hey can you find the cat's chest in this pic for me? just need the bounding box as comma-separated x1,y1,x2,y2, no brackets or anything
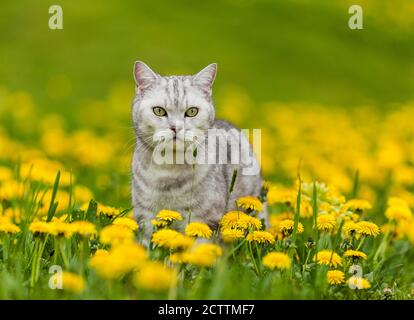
135,163,207,209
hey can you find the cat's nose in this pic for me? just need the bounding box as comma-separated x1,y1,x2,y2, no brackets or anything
170,126,176,134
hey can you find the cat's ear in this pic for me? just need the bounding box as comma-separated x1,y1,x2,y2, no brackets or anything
133,61,158,91
193,63,217,91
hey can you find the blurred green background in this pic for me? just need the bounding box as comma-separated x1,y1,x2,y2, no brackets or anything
0,0,413,112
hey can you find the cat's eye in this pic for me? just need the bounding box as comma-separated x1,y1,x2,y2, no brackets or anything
153,107,167,117
185,107,198,117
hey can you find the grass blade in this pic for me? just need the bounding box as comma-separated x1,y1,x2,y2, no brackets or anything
46,170,60,222
351,169,359,198
291,176,302,244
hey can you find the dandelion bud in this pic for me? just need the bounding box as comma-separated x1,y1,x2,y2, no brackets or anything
283,238,293,249
382,287,393,300
306,237,315,249
340,238,353,250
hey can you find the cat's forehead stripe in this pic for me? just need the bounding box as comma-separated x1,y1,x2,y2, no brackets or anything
166,78,174,106
173,78,179,107
161,76,188,109
177,78,187,108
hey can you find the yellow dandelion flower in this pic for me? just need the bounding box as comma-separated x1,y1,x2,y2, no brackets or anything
100,225,134,246
268,213,293,240
279,219,304,235
220,211,262,231
61,272,85,293
48,220,74,238
151,229,179,246
73,185,94,205
236,196,263,212
385,205,412,222
344,249,367,260
19,159,71,186
297,200,313,218
181,243,223,267
319,202,333,213
246,231,275,245
262,252,291,270
273,212,294,221
3,207,22,223
70,221,96,238
343,221,358,237
97,204,121,218
0,167,13,181
151,219,169,228
110,242,147,268
88,250,110,270
327,270,345,285
91,249,109,259
0,221,21,234
133,262,176,292
185,222,212,239
0,180,25,200
89,243,147,279
387,197,408,208
29,220,56,236
267,186,296,206
348,276,371,289
220,211,248,229
247,216,263,230
317,214,336,232
169,234,194,249
356,221,380,237
169,252,184,264
325,185,346,205
113,217,139,231
151,229,193,249
221,228,245,243
344,199,372,212
314,250,342,267
37,190,70,216
343,213,360,222
156,209,183,222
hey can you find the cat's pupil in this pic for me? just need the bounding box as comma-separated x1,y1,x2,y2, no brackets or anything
153,107,166,116
185,107,198,117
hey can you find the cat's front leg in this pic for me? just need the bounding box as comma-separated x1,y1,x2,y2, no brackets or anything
133,206,153,248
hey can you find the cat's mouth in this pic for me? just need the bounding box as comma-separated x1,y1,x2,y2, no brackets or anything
152,129,206,149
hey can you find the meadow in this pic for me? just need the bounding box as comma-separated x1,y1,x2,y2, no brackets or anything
1,0,414,299
2,87,414,299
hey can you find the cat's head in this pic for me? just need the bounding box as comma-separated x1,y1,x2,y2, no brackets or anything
132,61,217,151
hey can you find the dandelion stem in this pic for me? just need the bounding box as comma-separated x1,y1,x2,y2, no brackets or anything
356,236,365,250
60,241,69,269
248,241,260,275
2,235,9,262
373,222,393,263
302,249,311,278
225,169,238,211
30,240,40,287
224,238,246,260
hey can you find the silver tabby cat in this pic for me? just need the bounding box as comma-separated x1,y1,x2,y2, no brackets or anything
131,61,267,242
